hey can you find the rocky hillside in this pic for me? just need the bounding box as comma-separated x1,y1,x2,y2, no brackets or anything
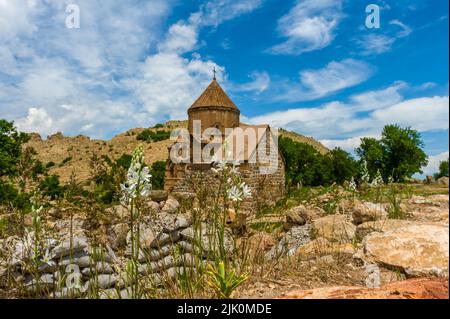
24,121,328,183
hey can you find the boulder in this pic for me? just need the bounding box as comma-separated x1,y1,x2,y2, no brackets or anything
147,201,161,213
352,202,388,225
437,176,449,186
110,223,129,248
295,237,356,259
356,219,414,239
363,223,449,277
150,190,168,202
265,224,312,260
311,214,356,242
126,225,156,253
161,198,180,214
51,236,88,259
276,278,448,299
81,262,114,276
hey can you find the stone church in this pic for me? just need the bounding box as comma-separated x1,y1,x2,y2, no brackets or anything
164,78,285,212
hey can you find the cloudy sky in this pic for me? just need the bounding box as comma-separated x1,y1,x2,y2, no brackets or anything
0,0,448,175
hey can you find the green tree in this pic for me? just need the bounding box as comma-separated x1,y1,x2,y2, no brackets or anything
150,161,166,190
326,148,357,184
380,125,428,181
434,158,449,179
0,119,30,177
356,125,428,182
356,137,384,179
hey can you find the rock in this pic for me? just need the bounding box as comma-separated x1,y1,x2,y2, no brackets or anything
425,175,434,184
265,225,312,260
161,198,180,214
147,212,191,233
365,264,381,288
150,230,180,249
311,214,356,242
352,202,388,225
276,278,448,299
126,225,156,252
283,206,308,230
226,208,236,225
53,286,86,298
180,224,233,256
294,237,356,259
437,176,449,186
110,223,129,248
24,274,56,292
363,223,449,277
81,262,114,276
138,253,196,275
147,201,161,213
106,205,128,220
51,237,88,259
245,233,275,255
59,250,92,268
356,219,414,239
150,190,169,202
85,274,116,289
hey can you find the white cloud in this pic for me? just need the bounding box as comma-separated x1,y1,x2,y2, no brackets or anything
267,0,342,55
232,71,270,94
356,19,412,56
420,151,449,177
320,135,379,153
358,34,396,55
267,59,372,103
248,82,449,144
390,19,412,37
299,59,372,97
1,0,264,138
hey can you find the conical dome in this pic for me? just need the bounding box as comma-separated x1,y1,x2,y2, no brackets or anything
189,79,238,111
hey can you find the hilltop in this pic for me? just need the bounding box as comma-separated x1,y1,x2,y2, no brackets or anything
24,120,328,183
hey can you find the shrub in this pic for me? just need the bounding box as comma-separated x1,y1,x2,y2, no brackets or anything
150,161,166,190
136,129,170,142
39,175,64,199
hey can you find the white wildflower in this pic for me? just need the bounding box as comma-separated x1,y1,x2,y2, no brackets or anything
371,170,384,187
349,177,357,192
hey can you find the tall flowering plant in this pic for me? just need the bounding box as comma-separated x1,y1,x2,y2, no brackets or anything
120,145,152,298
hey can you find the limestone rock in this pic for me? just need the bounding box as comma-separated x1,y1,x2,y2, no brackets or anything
277,278,448,299
81,262,114,276
295,237,356,259
161,198,180,214
311,214,356,242
437,176,449,186
51,237,88,259
363,223,449,277
265,224,312,260
151,190,169,202
352,202,388,225
356,219,414,239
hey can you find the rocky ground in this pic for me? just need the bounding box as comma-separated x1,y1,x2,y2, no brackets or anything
0,184,448,299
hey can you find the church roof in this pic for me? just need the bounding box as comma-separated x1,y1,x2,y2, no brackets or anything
189,79,238,111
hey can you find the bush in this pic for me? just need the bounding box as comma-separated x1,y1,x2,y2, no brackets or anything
150,161,166,190
137,129,170,142
434,159,449,179
46,161,55,168
356,125,428,182
0,119,30,177
279,137,356,187
39,175,64,199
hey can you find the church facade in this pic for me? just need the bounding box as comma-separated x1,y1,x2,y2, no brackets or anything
164,78,285,213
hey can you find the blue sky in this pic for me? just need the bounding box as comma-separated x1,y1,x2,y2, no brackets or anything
0,0,448,175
